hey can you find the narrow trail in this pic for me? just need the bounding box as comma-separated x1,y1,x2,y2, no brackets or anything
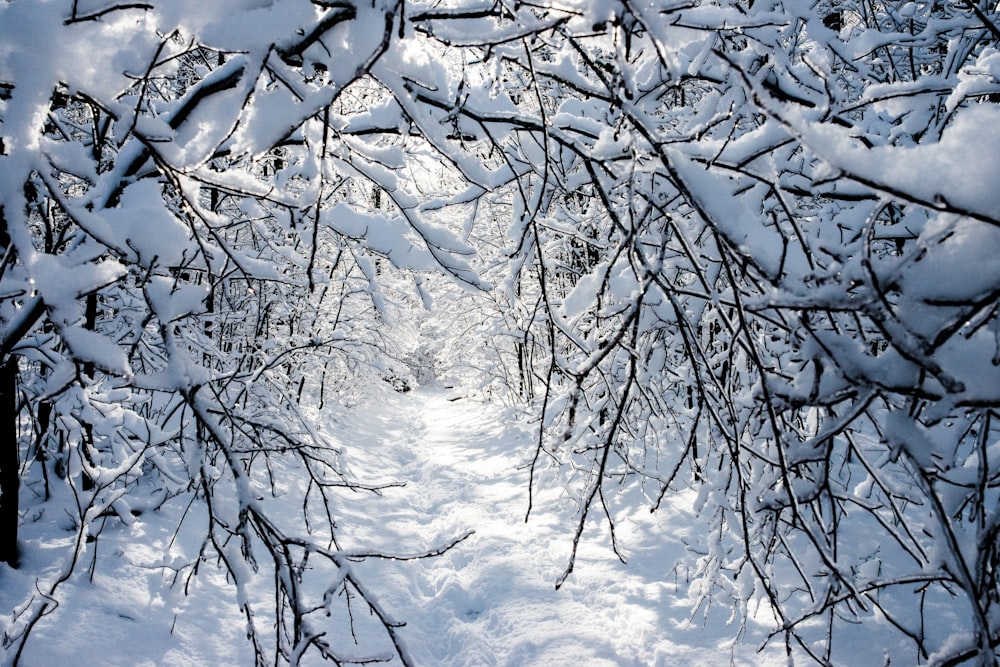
332,389,780,667
2,387,783,666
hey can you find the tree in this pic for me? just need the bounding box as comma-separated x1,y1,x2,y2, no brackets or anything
0,2,481,664
405,0,1000,664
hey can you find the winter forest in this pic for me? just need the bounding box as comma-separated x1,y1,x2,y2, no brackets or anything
1,0,999,665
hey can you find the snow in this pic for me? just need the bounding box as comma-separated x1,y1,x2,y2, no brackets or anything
780,104,1000,223
2,388,788,666
326,203,437,271
3,0,998,664
59,325,132,377
100,180,194,267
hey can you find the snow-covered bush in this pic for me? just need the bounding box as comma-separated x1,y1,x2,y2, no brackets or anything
404,1,1000,664
0,3,481,664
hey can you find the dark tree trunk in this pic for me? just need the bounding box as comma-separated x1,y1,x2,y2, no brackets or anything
81,292,97,491
0,357,20,567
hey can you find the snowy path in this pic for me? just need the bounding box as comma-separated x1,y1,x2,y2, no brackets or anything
2,388,785,666
332,389,782,667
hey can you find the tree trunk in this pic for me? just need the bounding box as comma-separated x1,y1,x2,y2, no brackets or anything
0,357,20,567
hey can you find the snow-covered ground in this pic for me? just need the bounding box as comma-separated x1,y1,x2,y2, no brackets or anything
2,388,787,666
